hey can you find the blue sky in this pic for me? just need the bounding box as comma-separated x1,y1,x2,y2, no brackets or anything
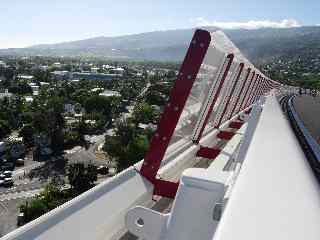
1,0,319,48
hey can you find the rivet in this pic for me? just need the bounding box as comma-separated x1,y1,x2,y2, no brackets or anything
200,43,204,48
174,106,179,111
155,133,159,138
162,137,167,141
192,40,196,44
187,75,192,79
167,103,171,107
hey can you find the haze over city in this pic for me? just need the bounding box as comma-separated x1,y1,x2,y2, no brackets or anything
1,0,320,48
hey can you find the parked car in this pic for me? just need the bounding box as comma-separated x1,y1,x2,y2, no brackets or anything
97,165,109,175
2,162,14,171
0,179,4,186
3,178,14,187
3,171,12,177
16,158,24,166
0,142,6,154
0,174,5,180
17,212,24,226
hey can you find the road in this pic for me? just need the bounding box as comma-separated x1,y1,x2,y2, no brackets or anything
0,179,42,195
293,95,320,144
0,199,26,237
0,133,112,237
12,162,44,180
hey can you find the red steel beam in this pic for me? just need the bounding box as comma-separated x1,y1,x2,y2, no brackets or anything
215,63,244,128
228,67,251,120
139,29,211,198
238,71,256,111
193,53,234,144
243,74,260,110
246,74,263,108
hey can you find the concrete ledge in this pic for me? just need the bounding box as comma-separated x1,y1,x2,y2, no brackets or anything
213,94,320,240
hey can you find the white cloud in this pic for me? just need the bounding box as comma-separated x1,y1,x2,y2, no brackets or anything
190,18,301,30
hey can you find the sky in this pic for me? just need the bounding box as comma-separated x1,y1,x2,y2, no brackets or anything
0,0,319,49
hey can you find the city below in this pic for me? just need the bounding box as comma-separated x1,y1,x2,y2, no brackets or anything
0,7,319,240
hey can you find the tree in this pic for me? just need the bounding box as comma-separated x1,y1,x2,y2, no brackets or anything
85,112,108,133
19,124,35,146
20,199,48,223
144,89,166,106
2,67,14,87
104,129,149,171
114,119,137,146
123,134,149,169
104,136,124,160
0,119,10,139
132,102,157,125
19,182,69,224
9,81,32,95
47,97,65,152
67,163,98,194
84,95,120,120
21,111,34,125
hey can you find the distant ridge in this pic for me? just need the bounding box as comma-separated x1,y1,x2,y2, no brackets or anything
1,26,320,63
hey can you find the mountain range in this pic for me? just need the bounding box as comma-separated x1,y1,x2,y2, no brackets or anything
1,26,320,64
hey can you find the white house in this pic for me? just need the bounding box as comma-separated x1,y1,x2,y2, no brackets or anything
0,142,6,153
99,90,121,97
0,89,12,100
25,96,34,103
17,75,34,81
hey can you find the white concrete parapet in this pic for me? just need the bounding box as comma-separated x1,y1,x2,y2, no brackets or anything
1,168,153,240
126,168,227,240
0,110,247,240
213,93,320,240
125,118,251,240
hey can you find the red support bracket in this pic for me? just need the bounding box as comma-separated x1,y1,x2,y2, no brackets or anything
229,121,244,129
139,29,211,199
153,179,180,199
217,131,235,140
196,146,221,159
